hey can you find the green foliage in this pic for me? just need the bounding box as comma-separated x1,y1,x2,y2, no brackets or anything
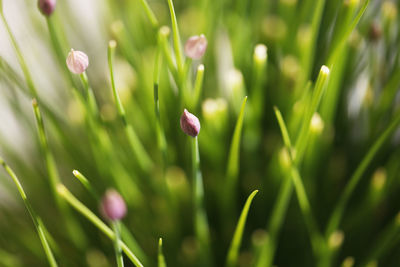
0,0,400,266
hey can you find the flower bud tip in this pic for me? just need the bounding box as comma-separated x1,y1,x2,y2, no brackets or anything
100,189,127,221
184,34,208,59
180,109,200,137
109,40,117,49
321,65,330,75
66,49,89,74
38,0,56,16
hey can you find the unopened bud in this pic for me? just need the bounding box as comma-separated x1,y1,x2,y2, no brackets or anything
371,168,386,191
366,261,378,267
38,0,56,16
100,189,127,221
180,109,200,137
329,230,344,250
66,49,89,74
341,257,355,267
278,147,291,168
184,34,208,59
368,22,382,42
254,44,267,63
382,1,397,21
310,113,324,134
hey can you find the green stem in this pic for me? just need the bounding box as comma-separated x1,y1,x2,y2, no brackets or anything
0,12,38,98
45,16,78,90
72,170,99,199
224,97,248,212
56,184,144,267
32,99,86,248
274,107,324,257
138,0,159,28
166,0,184,77
192,64,205,110
72,169,148,264
153,42,168,164
325,110,400,237
0,157,58,267
112,221,124,267
226,190,258,267
294,66,330,164
158,238,167,267
108,41,153,172
191,136,212,266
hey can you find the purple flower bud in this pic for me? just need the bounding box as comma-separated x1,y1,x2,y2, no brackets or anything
100,189,127,221
184,34,208,59
66,49,89,74
180,109,200,137
38,0,56,16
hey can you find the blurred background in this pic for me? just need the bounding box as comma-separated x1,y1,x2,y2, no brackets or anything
1,0,400,266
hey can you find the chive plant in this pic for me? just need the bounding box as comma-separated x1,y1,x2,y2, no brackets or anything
1,0,400,266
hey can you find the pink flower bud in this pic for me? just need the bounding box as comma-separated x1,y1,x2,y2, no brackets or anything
100,189,127,221
184,34,208,59
38,0,56,16
66,49,89,74
180,109,200,137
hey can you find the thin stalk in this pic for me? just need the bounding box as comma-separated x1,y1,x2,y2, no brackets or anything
153,41,168,164
327,0,370,65
359,212,400,266
45,16,78,90
226,190,259,267
79,72,98,117
72,170,99,199
158,26,178,82
158,238,167,267
138,0,159,28
254,176,293,267
251,45,268,122
112,221,124,267
191,136,212,266
294,66,330,164
32,99,86,248
72,169,148,264
224,96,248,210
297,0,326,92
166,0,184,77
192,64,205,110
108,40,153,172
56,184,144,267
0,157,58,267
325,110,400,237
274,107,324,257
0,11,38,98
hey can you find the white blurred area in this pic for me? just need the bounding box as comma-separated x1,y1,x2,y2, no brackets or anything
0,0,108,162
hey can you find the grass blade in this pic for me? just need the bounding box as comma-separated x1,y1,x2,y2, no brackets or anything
274,107,324,258
325,110,400,237
56,184,144,267
108,40,153,172
32,99,86,248
158,238,167,267
72,169,149,265
192,136,212,266
153,40,168,164
192,64,205,110
224,96,248,210
0,10,38,98
166,0,184,76
294,66,330,163
0,157,58,267
226,190,258,267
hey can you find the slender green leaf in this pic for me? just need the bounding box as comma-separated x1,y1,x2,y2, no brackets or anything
226,190,258,267
0,157,58,267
